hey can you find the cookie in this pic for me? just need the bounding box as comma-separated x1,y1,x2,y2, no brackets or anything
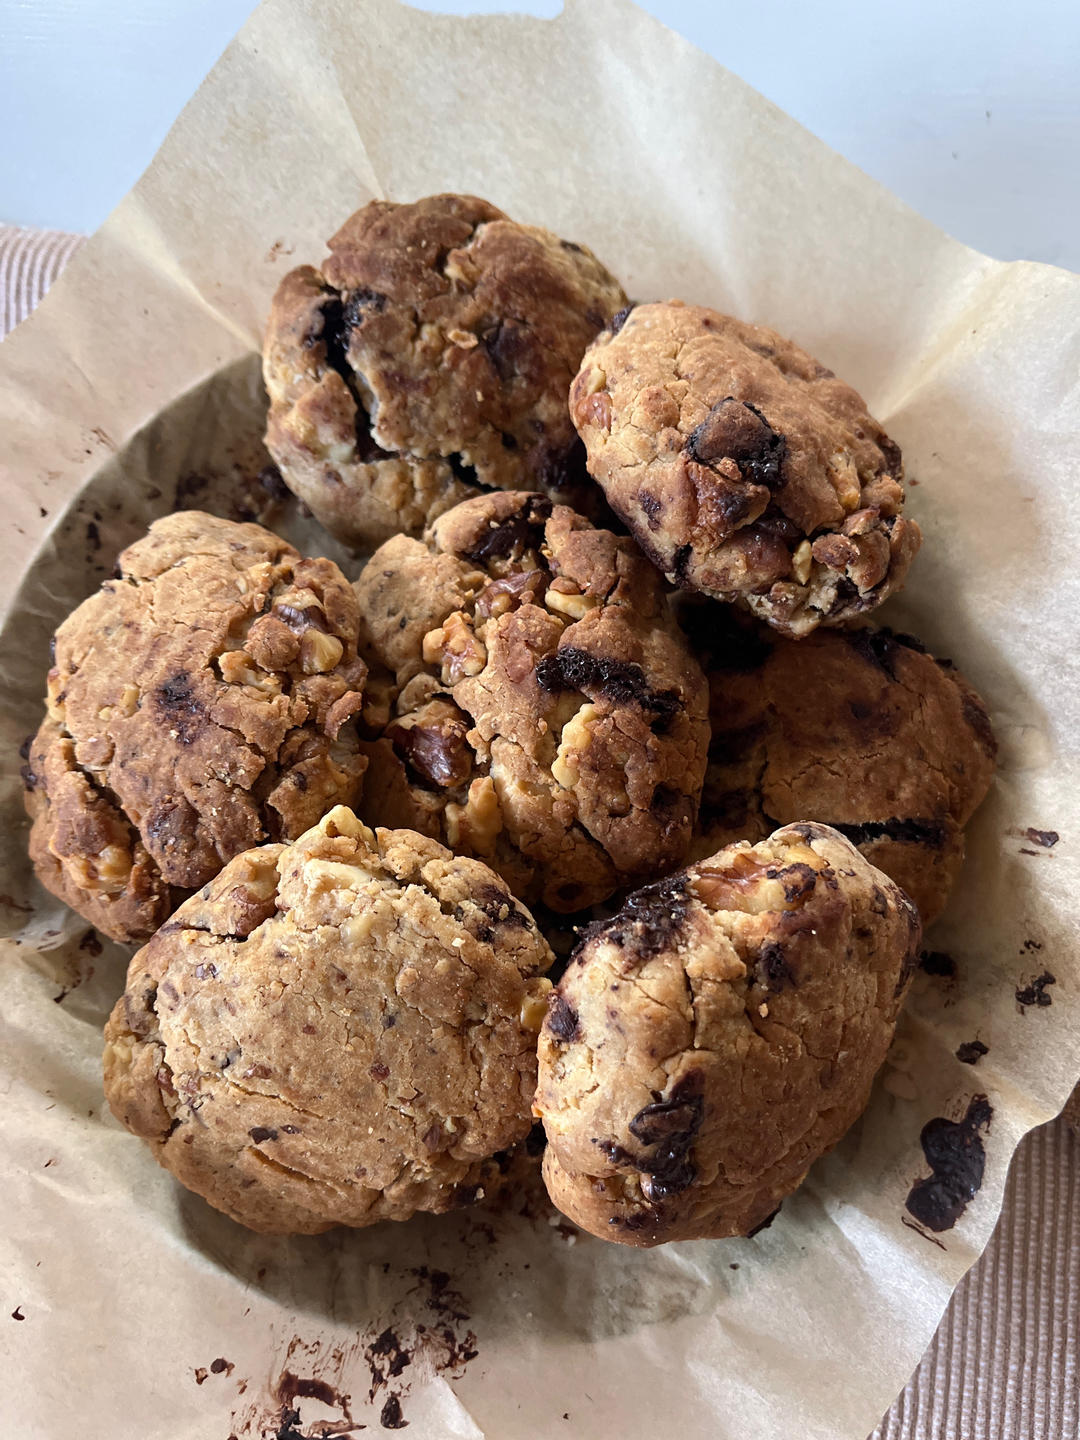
103,807,553,1235
263,194,627,549
569,302,921,636
354,490,710,913
683,604,997,924
534,823,921,1245
22,512,368,945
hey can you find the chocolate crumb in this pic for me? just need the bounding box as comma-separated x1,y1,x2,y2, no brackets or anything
1024,828,1059,849
956,1039,989,1065
11,1307,24,1321
249,1126,279,1144
380,1394,408,1429
1015,971,1056,1009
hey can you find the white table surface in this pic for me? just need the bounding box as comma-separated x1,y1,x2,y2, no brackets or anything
1,0,1079,271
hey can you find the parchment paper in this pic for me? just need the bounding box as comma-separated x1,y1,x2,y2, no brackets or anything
1,3,1078,1436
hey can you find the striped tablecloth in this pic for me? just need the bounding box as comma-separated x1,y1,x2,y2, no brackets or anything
2,221,1077,1440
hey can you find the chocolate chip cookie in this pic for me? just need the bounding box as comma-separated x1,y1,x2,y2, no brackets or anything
569,302,921,635
683,604,997,923
263,194,627,549
535,823,921,1245
354,490,710,914
22,512,368,944
103,807,553,1234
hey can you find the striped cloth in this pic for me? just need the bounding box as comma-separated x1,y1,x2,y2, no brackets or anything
2,223,1077,1440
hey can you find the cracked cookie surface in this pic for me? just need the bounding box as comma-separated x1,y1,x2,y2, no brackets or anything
570,302,921,636
22,511,368,944
103,807,553,1234
263,193,627,549
354,490,710,914
534,823,921,1245
683,604,997,924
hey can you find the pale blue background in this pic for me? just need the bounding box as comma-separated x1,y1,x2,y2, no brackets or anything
2,0,1078,268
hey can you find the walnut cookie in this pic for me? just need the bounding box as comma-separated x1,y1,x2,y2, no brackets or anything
22,512,368,945
683,604,997,925
354,490,710,914
103,808,553,1234
569,301,922,636
535,823,921,1245
263,193,627,550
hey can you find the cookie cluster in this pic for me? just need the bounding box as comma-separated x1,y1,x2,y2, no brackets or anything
23,195,995,1244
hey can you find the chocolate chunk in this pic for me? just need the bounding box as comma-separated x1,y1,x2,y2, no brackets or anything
767,861,817,904
546,992,581,1044
905,1094,992,1231
249,1126,278,1144
609,304,634,335
379,1394,408,1429
1015,971,1056,1008
956,1040,988,1065
687,398,787,490
461,494,552,562
536,646,680,723
447,453,478,487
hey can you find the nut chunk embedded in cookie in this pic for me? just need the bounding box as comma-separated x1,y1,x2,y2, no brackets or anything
683,603,997,925
534,823,921,1245
103,807,553,1235
570,301,921,636
22,511,368,945
262,193,627,549
354,490,710,914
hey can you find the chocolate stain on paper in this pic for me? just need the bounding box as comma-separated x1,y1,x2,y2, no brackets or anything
228,1268,479,1437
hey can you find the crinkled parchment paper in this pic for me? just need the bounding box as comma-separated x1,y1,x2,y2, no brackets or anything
1,2,1078,1436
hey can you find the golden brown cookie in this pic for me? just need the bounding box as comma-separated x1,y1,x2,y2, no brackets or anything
263,194,627,549
103,807,553,1235
569,302,921,636
22,512,368,944
534,823,921,1245
683,603,997,924
354,490,710,914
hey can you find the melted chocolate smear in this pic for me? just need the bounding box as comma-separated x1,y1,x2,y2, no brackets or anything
580,873,690,960
536,647,680,724
1015,971,1056,1009
755,941,795,993
1024,828,1060,849
629,1073,705,1201
905,1094,993,1232
833,817,947,849
461,494,552,563
365,1329,412,1396
154,671,204,745
956,1040,989,1065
